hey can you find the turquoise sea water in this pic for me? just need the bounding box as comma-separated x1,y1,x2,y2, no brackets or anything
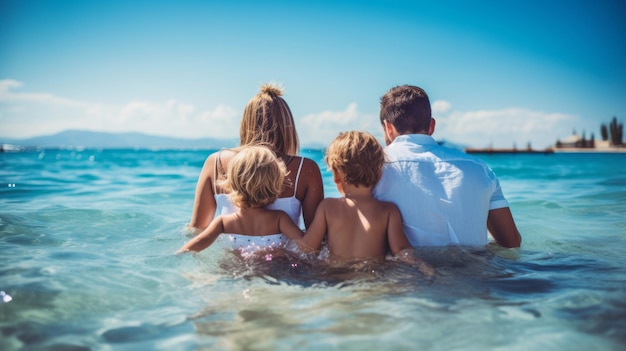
1,148,625,350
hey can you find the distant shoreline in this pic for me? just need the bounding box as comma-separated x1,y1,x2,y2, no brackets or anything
552,147,626,153
465,147,626,154
465,148,554,154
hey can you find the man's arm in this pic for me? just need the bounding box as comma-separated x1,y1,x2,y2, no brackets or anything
487,207,521,248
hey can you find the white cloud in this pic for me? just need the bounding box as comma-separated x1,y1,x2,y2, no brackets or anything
0,79,92,109
432,100,452,114
0,79,22,93
434,103,578,149
196,104,240,137
299,103,380,146
112,100,239,138
0,79,582,149
0,79,342,144
0,79,240,139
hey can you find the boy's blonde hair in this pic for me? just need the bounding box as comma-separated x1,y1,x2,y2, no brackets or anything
325,131,385,188
222,146,287,208
239,83,300,156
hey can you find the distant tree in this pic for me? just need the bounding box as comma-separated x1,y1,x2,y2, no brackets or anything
600,123,608,141
556,140,562,148
590,132,595,148
580,130,587,148
610,116,624,145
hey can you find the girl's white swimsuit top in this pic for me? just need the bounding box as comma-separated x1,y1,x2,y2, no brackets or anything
212,152,304,251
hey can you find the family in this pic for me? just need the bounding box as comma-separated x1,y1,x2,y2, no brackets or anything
178,83,522,274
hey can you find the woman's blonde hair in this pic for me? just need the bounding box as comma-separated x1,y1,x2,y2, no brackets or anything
239,83,300,155
325,131,385,188
221,145,287,208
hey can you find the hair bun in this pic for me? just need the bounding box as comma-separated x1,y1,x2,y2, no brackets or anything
260,83,284,97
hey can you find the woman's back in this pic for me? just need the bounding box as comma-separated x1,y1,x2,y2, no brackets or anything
213,155,302,225
190,149,323,230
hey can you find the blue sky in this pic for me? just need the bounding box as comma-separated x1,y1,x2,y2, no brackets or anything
1,0,625,148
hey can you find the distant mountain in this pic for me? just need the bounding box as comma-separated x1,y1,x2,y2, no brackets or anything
0,130,239,149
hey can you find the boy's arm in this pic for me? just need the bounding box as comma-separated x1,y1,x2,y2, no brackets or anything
278,211,304,240
386,204,413,254
295,200,329,253
177,217,225,253
386,205,437,277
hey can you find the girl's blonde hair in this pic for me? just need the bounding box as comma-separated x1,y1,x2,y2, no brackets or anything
221,145,287,208
239,83,300,155
325,131,385,188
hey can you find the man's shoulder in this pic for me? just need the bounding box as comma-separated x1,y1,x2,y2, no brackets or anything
380,142,495,180
425,143,490,165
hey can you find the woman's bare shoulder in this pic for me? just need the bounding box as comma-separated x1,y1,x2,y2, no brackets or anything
203,149,232,163
203,149,237,170
299,156,322,171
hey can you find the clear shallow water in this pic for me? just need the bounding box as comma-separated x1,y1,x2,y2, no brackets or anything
1,148,625,350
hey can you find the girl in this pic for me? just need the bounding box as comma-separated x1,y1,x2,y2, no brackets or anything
178,145,303,254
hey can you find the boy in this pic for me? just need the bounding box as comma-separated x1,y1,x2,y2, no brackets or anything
296,131,435,276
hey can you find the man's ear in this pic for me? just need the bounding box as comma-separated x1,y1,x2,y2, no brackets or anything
428,118,436,136
383,120,399,143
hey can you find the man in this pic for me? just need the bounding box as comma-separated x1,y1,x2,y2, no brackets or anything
372,85,521,248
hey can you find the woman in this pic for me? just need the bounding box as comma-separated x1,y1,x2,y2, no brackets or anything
189,83,324,236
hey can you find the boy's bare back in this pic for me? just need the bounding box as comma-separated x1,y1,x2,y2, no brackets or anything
301,193,409,261
327,196,402,259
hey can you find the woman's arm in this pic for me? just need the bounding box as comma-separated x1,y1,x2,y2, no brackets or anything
177,216,225,253
299,158,325,229
188,153,217,231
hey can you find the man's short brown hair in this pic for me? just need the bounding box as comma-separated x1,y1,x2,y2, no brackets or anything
380,85,432,134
